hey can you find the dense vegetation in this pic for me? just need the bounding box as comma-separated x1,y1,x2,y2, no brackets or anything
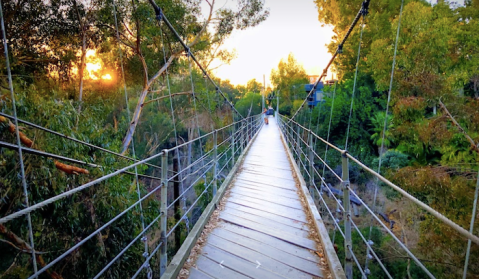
276,0,479,278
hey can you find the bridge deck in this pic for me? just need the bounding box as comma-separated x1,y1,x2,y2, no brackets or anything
183,119,330,279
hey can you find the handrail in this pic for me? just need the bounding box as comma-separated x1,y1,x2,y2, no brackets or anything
277,113,479,278
1,113,263,279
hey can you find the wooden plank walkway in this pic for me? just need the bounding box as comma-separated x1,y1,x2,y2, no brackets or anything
184,118,331,279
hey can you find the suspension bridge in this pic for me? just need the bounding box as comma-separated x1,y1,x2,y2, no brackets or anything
0,0,478,278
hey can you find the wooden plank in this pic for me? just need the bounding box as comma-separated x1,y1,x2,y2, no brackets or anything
201,244,287,279
241,162,292,172
241,159,291,170
245,154,291,164
229,191,303,210
235,177,296,191
188,266,214,279
230,186,299,201
224,203,307,229
195,255,249,279
206,234,316,279
233,178,296,191
219,222,319,261
211,228,324,277
227,196,307,222
240,168,295,181
237,171,296,183
219,212,317,250
233,181,298,197
220,210,309,238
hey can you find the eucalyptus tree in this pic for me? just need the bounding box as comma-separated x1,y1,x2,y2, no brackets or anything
100,0,270,154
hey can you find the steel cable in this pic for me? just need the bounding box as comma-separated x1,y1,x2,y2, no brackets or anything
0,0,38,275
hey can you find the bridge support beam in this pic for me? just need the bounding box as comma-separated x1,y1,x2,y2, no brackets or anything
341,152,353,279
160,150,169,276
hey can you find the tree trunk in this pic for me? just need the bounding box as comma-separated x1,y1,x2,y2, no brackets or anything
78,32,86,104
121,55,176,154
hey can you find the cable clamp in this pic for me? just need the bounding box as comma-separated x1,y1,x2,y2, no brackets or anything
361,0,370,16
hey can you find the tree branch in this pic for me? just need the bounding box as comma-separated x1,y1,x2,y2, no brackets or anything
143,91,193,105
438,100,479,153
0,224,63,279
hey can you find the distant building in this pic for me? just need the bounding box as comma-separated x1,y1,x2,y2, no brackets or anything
305,80,337,107
305,82,324,108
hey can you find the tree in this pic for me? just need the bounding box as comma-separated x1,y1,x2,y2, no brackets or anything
370,111,393,155
114,0,270,153
270,53,309,104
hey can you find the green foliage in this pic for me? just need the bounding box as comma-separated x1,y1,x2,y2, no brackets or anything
372,150,409,171
370,111,394,149
270,53,309,104
316,0,479,277
235,92,262,117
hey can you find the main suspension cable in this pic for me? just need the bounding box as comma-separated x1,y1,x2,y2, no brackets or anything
289,0,370,122
344,16,365,151
147,0,243,119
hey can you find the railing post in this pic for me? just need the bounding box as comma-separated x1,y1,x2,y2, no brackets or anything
160,150,168,276
295,124,301,165
213,129,218,197
231,128,235,168
241,121,245,153
308,131,315,199
341,152,352,279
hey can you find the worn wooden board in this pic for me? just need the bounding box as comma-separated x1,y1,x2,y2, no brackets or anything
219,211,317,250
241,161,292,171
234,177,296,191
195,255,249,279
232,181,298,199
226,196,307,222
239,168,295,181
230,185,299,200
219,222,319,261
201,244,287,279
224,203,307,230
229,191,303,210
206,234,315,279
211,227,324,277
220,210,309,238
188,266,213,279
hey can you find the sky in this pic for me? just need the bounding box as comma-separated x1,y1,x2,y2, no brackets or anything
201,0,335,87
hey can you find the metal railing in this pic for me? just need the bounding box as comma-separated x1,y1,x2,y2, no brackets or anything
277,114,479,279
0,114,262,279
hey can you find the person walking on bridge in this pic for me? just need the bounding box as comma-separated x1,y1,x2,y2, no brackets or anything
263,108,269,125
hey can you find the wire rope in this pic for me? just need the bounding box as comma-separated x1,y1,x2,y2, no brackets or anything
159,24,189,233
0,0,38,275
112,0,150,275
364,0,404,273
344,16,365,151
